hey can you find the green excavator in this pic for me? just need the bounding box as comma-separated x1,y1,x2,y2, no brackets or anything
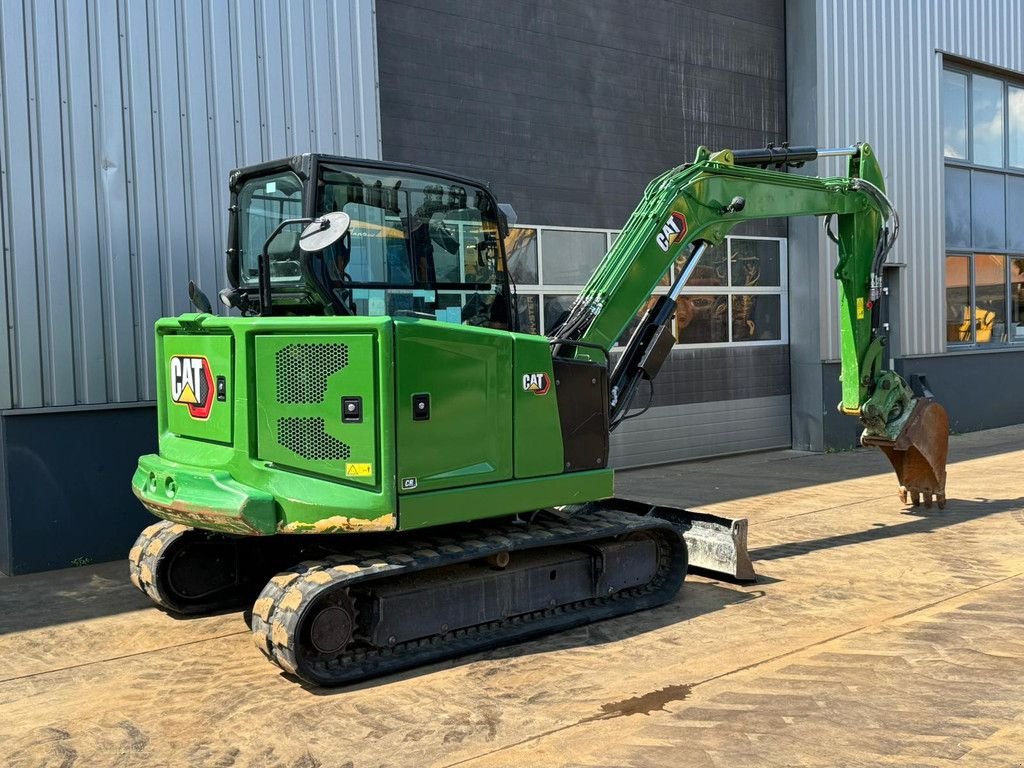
129,143,948,686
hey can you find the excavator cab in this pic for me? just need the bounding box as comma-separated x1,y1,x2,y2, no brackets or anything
222,155,515,330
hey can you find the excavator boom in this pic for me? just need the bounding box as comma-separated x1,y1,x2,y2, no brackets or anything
552,143,948,507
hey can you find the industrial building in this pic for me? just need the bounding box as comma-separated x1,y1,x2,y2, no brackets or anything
0,0,1021,573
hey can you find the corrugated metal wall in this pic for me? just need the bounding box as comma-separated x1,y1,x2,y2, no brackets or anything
809,0,1024,359
0,0,380,409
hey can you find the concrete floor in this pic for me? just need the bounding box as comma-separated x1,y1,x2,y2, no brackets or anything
2,425,1024,767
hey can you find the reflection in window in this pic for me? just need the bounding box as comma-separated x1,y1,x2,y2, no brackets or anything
505,228,538,283
516,293,541,335
676,295,728,343
317,167,503,294
543,294,577,334
970,171,1006,250
1012,258,1024,340
943,70,968,158
730,239,781,287
348,287,509,329
733,295,781,341
616,296,659,347
342,201,413,285
675,242,727,287
444,290,510,329
1009,176,1024,250
972,75,1004,167
975,254,1007,343
508,224,785,347
1010,85,1024,169
447,208,497,285
944,167,972,249
540,230,608,284
237,172,304,284
945,255,972,343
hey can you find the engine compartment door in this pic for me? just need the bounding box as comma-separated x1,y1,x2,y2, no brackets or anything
394,319,513,494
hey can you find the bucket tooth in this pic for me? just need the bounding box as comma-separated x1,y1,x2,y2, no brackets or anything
864,398,949,509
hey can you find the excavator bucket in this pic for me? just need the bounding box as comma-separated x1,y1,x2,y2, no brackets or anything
608,498,756,582
863,398,949,509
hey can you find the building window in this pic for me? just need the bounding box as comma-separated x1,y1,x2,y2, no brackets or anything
505,225,788,347
943,63,1024,346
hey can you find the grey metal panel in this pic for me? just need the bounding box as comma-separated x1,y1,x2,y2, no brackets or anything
609,396,791,469
794,0,1024,359
1,0,43,407
31,0,75,406
97,0,138,402
375,0,787,233
0,0,381,408
123,0,163,400
619,345,790,408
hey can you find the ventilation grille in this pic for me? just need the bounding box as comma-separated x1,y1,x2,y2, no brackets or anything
275,343,349,404
277,417,351,461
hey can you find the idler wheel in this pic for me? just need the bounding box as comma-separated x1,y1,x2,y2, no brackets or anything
302,590,357,658
310,606,354,654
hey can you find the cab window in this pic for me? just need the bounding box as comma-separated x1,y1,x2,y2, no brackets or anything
237,172,303,284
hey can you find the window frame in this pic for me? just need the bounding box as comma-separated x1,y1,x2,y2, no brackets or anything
943,61,1024,172
508,224,789,349
943,62,1024,349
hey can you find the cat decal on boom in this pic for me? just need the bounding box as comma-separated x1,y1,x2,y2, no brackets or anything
655,211,687,251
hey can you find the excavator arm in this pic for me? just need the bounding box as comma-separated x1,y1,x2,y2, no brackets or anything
551,143,948,507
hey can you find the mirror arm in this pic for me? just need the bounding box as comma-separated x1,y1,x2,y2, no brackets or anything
258,217,314,317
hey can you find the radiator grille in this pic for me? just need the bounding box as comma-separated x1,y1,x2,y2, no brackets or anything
275,343,349,404
277,417,351,461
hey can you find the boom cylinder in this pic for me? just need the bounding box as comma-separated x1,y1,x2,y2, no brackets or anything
608,242,709,426
730,145,859,168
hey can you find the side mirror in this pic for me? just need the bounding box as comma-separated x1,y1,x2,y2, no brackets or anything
299,211,351,252
187,280,213,314
258,213,352,317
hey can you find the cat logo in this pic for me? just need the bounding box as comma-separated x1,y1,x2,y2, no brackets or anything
522,372,551,396
655,211,687,252
169,355,214,420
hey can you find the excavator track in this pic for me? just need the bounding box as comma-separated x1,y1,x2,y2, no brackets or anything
251,506,688,686
129,521,220,613
128,520,307,614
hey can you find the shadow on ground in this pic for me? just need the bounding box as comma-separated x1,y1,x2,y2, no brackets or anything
0,560,152,637
751,495,1024,562
617,426,1023,509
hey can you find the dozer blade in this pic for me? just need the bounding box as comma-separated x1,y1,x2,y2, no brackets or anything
863,398,949,509
605,498,756,582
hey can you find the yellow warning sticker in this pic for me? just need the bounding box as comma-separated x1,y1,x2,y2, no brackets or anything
856,297,865,320
345,463,373,477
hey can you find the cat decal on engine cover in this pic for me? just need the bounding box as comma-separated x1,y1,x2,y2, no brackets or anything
170,355,214,419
